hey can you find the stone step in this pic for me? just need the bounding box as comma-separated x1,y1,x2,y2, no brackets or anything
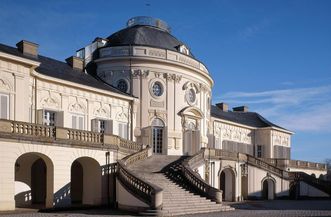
130,155,234,216
163,200,213,205
163,207,225,216
163,201,222,208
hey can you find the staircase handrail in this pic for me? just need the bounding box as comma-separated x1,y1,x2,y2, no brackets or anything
289,172,331,195
117,146,163,209
207,147,288,178
181,149,222,203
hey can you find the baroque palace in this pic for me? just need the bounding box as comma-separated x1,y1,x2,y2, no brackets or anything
0,17,329,215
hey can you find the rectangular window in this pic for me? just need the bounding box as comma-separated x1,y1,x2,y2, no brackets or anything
0,94,9,119
118,123,128,139
72,114,84,130
257,145,262,158
91,119,113,134
44,110,56,126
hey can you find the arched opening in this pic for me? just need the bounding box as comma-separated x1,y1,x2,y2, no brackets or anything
241,176,248,200
179,107,203,156
14,152,53,209
31,159,46,204
71,161,83,204
220,168,235,201
151,118,165,154
70,157,102,205
262,178,275,200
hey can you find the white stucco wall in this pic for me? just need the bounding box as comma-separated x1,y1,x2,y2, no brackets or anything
0,140,115,211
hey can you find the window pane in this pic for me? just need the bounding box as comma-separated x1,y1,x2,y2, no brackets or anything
123,124,128,139
0,95,8,119
118,124,123,138
79,117,84,130
72,116,77,129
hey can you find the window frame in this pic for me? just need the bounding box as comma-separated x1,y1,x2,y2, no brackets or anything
0,92,9,119
71,113,85,130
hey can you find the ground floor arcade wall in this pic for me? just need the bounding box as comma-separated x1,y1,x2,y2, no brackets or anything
0,140,116,211
196,159,290,202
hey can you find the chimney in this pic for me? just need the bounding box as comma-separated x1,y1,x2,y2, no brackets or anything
16,40,39,57
216,102,228,112
65,56,84,71
233,106,249,112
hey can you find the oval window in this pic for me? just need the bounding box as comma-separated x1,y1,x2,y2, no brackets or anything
117,79,128,92
152,82,163,97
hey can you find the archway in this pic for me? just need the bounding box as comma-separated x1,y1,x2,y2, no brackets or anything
220,168,235,201
241,176,248,200
31,159,46,204
14,152,53,208
179,107,203,155
151,118,165,154
262,178,275,200
70,157,102,205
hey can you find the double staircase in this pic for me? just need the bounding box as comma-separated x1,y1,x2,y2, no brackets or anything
128,155,233,216
289,172,331,198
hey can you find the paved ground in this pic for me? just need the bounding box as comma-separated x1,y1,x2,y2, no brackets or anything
1,200,331,217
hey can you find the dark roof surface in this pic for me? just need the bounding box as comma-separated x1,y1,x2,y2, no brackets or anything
106,25,195,57
0,43,128,96
211,105,289,131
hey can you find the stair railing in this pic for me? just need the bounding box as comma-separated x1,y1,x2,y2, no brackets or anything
290,172,331,196
181,149,222,203
117,146,163,209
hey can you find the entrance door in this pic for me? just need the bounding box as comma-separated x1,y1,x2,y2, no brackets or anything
152,127,163,154
262,179,275,200
184,122,200,155
151,118,165,154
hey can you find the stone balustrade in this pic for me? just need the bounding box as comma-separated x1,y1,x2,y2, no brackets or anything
99,46,209,75
11,120,55,138
264,158,327,171
119,137,143,152
204,148,288,178
182,149,222,204
0,119,142,153
247,155,288,178
66,128,104,144
117,146,163,209
288,159,326,170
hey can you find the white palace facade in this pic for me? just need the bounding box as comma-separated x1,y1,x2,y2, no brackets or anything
0,17,329,215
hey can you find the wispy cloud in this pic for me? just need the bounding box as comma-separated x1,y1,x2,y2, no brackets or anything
216,85,331,132
238,19,270,40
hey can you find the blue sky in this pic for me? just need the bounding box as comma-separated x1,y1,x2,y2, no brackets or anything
0,0,330,162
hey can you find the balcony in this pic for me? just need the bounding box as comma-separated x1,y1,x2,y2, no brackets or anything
0,119,142,153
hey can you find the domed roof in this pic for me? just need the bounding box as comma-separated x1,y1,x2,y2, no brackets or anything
106,20,194,57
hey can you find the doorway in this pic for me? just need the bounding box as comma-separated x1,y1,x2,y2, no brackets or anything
151,118,165,154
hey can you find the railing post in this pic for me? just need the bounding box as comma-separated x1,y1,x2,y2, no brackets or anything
0,119,12,133
151,190,163,209
215,190,223,204
55,127,68,140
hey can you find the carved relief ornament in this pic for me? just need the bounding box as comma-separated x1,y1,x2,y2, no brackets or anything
40,91,60,109
68,98,86,113
131,69,150,78
94,102,110,118
0,78,11,91
163,73,182,83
